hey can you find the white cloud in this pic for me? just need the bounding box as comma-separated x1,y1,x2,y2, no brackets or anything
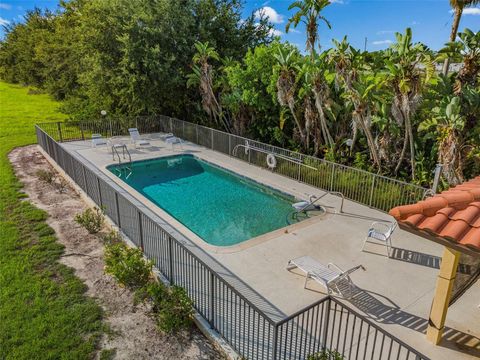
372,40,393,46
377,30,395,35
330,0,344,3
410,21,419,25
463,8,480,15
255,6,284,24
269,28,283,37
289,28,301,34
0,16,10,26
0,3,11,10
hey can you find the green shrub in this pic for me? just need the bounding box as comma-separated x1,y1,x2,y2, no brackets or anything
150,283,193,333
104,243,152,289
36,169,55,184
137,282,193,333
102,230,122,246
307,349,344,360
74,207,104,234
156,286,193,333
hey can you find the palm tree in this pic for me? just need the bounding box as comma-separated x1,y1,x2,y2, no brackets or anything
286,0,332,56
329,39,382,169
286,1,333,150
443,0,479,75
300,55,334,150
274,47,306,147
187,41,231,132
419,97,466,184
383,28,434,179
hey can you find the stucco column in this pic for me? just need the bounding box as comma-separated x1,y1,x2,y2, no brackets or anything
426,246,460,344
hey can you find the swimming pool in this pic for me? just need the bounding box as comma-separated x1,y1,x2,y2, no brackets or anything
108,155,296,246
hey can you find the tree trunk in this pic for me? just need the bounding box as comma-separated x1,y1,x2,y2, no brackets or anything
442,7,463,76
407,117,416,180
288,102,306,147
356,114,381,169
313,89,334,148
395,125,409,175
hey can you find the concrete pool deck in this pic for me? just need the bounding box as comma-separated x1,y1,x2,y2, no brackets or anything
60,134,479,360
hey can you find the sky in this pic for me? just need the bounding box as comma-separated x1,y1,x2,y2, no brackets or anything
0,0,478,51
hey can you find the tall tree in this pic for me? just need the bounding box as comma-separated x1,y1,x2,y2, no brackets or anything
443,0,479,75
383,28,434,179
286,0,332,55
274,46,306,147
286,0,334,150
188,41,231,132
329,38,382,169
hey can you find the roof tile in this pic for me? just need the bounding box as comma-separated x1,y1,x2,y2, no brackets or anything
389,176,480,253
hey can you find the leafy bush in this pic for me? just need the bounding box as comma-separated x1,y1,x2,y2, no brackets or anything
102,230,122,246
139,282,193,333
36,169,55,184
104,243,152,289
307,349,344,360
74,207,104,234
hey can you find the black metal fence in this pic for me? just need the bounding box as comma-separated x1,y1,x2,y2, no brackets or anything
35,124,429,360
37,116,428,213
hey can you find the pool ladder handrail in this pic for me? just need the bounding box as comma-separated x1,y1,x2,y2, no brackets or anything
296,191,345,214
112,144,132,178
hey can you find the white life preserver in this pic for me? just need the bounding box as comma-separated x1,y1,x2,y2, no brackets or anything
266,153,277,169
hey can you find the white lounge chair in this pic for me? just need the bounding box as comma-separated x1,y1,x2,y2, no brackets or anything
362,221,397,257
287,256,365,298
162,133,183,149
91,134,108,148
128,128,151,148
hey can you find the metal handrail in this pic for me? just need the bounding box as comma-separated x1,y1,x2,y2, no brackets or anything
232,142,317,170
112,144,132,178
296,191,346,214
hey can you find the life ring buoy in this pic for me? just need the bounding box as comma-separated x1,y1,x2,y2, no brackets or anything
266,153,277,169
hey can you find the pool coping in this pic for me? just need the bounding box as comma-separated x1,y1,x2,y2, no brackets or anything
102,151,332,254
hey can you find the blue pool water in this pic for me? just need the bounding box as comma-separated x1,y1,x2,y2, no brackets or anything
108,155,296,246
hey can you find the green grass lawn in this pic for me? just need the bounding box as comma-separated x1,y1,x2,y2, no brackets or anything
0,82,104,359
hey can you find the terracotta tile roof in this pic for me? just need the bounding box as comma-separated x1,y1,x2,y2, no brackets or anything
389,176,480,253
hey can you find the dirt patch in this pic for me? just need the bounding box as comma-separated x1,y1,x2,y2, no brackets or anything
9,145,224,360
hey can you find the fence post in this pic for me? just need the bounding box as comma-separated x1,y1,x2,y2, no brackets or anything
196,124,199,144
211,129,214,150
329,164,336,191
322,298,331,351
80,122,85,141
169,117,173,134
168,236,174,285
115,192,121,228
97,177,103,207
272,324,279,360
82,166,88,193
137,210,144,251
228,134,231,156
57,122,63,143
209,272,215,329
432,164,443,194
368,176,376,207
182,121,185,139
